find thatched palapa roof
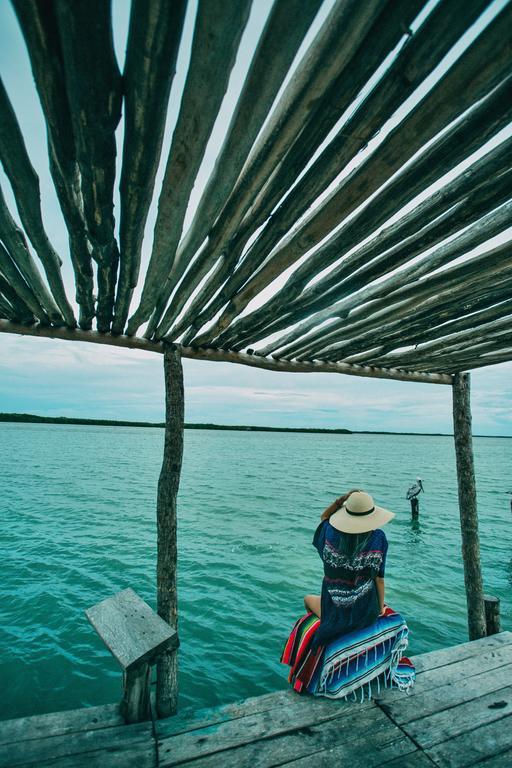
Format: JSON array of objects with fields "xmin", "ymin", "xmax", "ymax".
[{"xmin": 0, "ymin": 0, "xmax": 511, "ymax": 386}]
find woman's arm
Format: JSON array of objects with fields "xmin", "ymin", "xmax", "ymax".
[
  {"xmin": 320, "ymin": 497, "xmax": 343, "ymax": 521},
  {"xmin": 375, "ymin": 577, "xmax": 386, "ymax": 615},
  {"xmin": 320, "ymin": 488, "xmax": 360, "ymax": 521}
]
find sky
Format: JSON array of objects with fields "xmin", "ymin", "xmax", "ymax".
[{"xmin": 0, "ymin": 0, "xmax": 511, "ymax": 435}]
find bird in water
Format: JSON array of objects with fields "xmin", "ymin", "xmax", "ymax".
[{"xmin": 406, "ymin": 477, "xmax": 424, "ymax": 500}]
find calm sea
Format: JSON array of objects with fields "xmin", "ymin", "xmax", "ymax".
[{"xmin": 1, "ymin": 423, "xmax": 510, "ymax": 721}]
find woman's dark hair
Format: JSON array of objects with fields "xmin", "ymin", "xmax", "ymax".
[
  {"xmin": 337, "ymin": 530, "xmax": 372, "ymax": 558},
  {"xmin": 320, "ymin": 488, "xmax": 371, "ymax": 557}
]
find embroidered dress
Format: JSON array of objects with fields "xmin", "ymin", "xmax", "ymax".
[
  {"xmin": 281, "ymin": 518, "xmax": 415, "ymax": 699},
  {"xmin": 312, "ymin": 520, "xmax": 388, "ymax": 648}
]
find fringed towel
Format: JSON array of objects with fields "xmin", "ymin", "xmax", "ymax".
[{"xmin": 281, "ymin": 606, "xmax": 415, "ymax": 699}]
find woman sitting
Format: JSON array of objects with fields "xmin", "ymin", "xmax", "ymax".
[{"xmin": 282, "ymin": 489, "xmax": 414, "ymax": 699}]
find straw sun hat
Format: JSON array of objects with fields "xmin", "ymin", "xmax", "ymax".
[{"xmin": 329, "ymin": 491, "xmax": 395, "ymax": 534}]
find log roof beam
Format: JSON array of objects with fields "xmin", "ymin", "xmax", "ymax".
[
  {"xmin": 153, "ymin": 0, "xmax": 426, "ymax": 341},
  {"xmin": 125, "ymin": 0, "xmax": 253, "ymax": 337},
  {"xmin": 112, "ymin": 0, "xmax": 187, "ymax": 335},
  {"xmin": 0, "ymin": 78, "xmax": 76, "ymax": 327},
  {"xmin": 2, "ymin": 0, "xmax": 512, "ymax": 378},
  {"xmin": 144, "ymin": 0, "xmax": 325, "ymax": 341},
  {"xmin": 186, "ymin": 0, "xmax": 512, "ymax": 347},
  {"xmin": 0, "ymin": 319, "xmax": 453, "ymax": 385},
  {"xmin": 51, "ymin": 0, "xmax": 122, "ymax": 332}
]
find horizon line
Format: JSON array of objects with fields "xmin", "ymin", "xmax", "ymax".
[{"xmin": 1, "ymin": 412, "xmax": 510, "ymax": 439}]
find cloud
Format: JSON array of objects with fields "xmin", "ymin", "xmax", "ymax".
[{"xmin": 0, "ymin": 332, "xmax": 510, "ymax": 435}]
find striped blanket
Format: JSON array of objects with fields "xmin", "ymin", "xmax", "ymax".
[{"xmin": 281, "ymin": 607, "xmax": 415, "ymax": 699}]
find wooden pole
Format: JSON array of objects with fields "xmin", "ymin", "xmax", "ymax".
[
  {"xmin": 156, "ymin": 344, "xmax": 184, "ymax": 717},
  {"xmin": 122, "ymin": 663, "xmax": 151, "ymax": 723},
  {"xmin": 0, "ymin": 320, "xmax": 454, "ymax": 385},
  {"xmin": 484, "ymin": 595, "xmax": 501, "ymax": 636},
  {"xmin": 452, "ymin": 372, "xmax": 486, "ymax": 640}
]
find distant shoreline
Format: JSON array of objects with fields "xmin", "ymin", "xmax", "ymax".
[{"xmin": 1, "ymin": 412, "xmax": 509, "ymax": 438}]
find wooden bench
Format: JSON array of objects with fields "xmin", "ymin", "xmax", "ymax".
[{"xmin": 85, "ymin": 587, "xmax": 179, "ymax": 723}]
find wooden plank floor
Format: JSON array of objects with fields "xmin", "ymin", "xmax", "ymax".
[{"xmin": 1, "ymin": 631, "xmax": 510, "ymax": 767}]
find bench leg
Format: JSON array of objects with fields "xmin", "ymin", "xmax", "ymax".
[{"xmin": 121, "ymin": 662, "xmax": 151, "ymax": 723}]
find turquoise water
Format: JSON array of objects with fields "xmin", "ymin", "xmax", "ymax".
[{"xmin": 1, "ymin": 423, "xmax": 511, "ymax": 721}]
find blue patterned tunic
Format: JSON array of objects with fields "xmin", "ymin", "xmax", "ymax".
[{"xmin": 311, "ymin": 520, "xmax": 388, "ymax": 648}]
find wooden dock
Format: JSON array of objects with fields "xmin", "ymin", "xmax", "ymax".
[{"xmin": 1, "ymin": 631, "xmax": 511, "ymax": 768}]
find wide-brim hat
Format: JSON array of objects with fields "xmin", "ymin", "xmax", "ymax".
[{"xmin": 329, "ymin": 491, "xmax": 395, "ymax": 534}]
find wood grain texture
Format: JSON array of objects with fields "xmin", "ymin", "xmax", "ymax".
[
  {"xmin": 2, "ymin": 634, "xmax": 512, "ymax": 767},
  {"xmin": 363, "ymin": 315, "xmax": 512, "ymax": 371},
  {"xmin": 156, "ymin": 690, "xmax": 294, "ymax": 738},
  {"xmin": 53, "ymin": 0, "xmax": 122, "ymax": 332},
  {"xmin": 0, "ymin": 703, "xmax": 122, "ymax": 747},
  {"xmin": 0, "ymin": 320, "xmax": 454, "ymax": 383},
  {"xmin": 22, "ymin": 742, "xmax": 155, "ymax": 768},
  {"xmin": 425, "ymin": 714, "xmax": 512, "ymax": 767},
  {"xmin": 184, "ymin": 0, "xmax": 492, "ymax": 348},
  {"xmin": 378, "ymin": 641, "xmax": 512, "ymax": 704},
  {"xmin": 485, "ymin": 595, "xmax": 501, "ymax": 636},
  {"xmin": 0, "ymin": 720, "xmax": 153, "ymax": 768},
  {"xmin": 12, "ymin": 0, "xmax": 95, "ymax": 329},
  {"xmin": 405, "ymin": 685, "xmax": 512, "ymax": 749},
  {"xmin": 157, "ymin": 346, "xmax": 184, "ymax": 717},
  {"xmin": 157, "ymin": 0, "xmax": 421, "ymax": 342},
  {"xmin": 122, "ymin": 663, "xmax": 151, "ymax": 724},
  {"xmin": 452, "ymin": 373, "xmax": 487, "ymax": 641},
  {"xmin": 6, "ymin": 0, "xmax": 512, "ymax": 377},
  {"xmin": 226, "ymin": 135, "xmax": 512, "ymax": 353},
  {"xmin": 0, "ymin": 294, "xmax": 16, "ymax": 322},
  {"xmin": 158, "ymin": 697, "xmax": 378, "ymax": 766},
  {"xmin": 289, "ymin": 239, "xmax": 512, "ymax": 363},
  {"xmin": 168, "ymin": 712, "xmax": 410, "ymax": 768},
  {"xmin": 0, "ymin": 242, "xmax": 51, "ymax": 325},
  {"xmin": 378, "ymin": 645, "xmax": 512, "ymax": 714},
  {"xmin": 0, "ymin": 184, "xmax": 63, "ymax": 325},
  {"xmin": 167, "ymin": 0, "xmax": 387, "ymax": 340},
  {"xmin": 347, "ymin": 296, "xmax": 512, "ymax": 368},
  {"xmin": 112, "ymin": 0, "xmax": 187, "ymax": 335},
  {"xmin": 85, "ymin": 587, "xmax": 178, "ymax": 670},
  {"xmin": 313, "ymin": 278, "xmax": 512, "ymax": 369},
  {"xmin": 410, "ymin": 632, "xmax": 512, "ymax": 675},
  {"xmin": 126, "ymin": 0, "xmax": 252, "ymax": 336},
  {"xmin": 191, "ymin": 0, "xmax": 512, "ymax": 347},
  {"xmin": 0, "ymin": 266, "xmax": 36, "ymax": 324},
  {"xmin": 149, "ymin": 0, "xmax": 324, "ymax": 340},
  {"xmin": 0, "ymin": 78, "xmax": 75, "ymax": 326}
]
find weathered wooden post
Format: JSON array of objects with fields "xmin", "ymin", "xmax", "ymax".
[
  {"xmin": 452, "ymin": 372, "xmax": 486, "ymax": 640},
  {"xmin": 157, "ymin": 344, "xmax": 184, "ymax": 717},
  {"xmin": 85, "ymin": 588, "xmax": 179, "ymax": 724},
  {"xmin": 484, "ymin": 595, "xmax": 501, "ymax": 636}
]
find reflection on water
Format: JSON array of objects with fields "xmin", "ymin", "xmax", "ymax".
[{"xmin": 407, "ymin": 518, "xmax": 424, "ymax": 543}]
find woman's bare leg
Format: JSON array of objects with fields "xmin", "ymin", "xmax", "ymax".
[{"xmin": 304, "ymin": 594, "xmax": 321, "ymax": 617}]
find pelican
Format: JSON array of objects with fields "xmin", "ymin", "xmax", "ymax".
[{"xmin": 406, "ymin": 477, "xmax": 424, "ymax": 500}]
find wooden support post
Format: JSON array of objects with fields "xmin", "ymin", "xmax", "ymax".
[
  {"xmin": 122, "ymin": 663, "xmax": 151, "ymax": 723},
  {"xmin": 484, "ymin": 595, "xmax": 501, "ymax": 636},
  {"xmin": 157, "ymin": 344, "xmax": 184, "ymax": 717},
  {"xmin": 452, "ymin": 372, "xmax": 486, "ymax": 640},
  {"xmin": 85, "ymin": 587, "xmax": 178, "ymax": 724},
  {"xmin": 410, "ymin": 497, "xmax": 419, "ymax": 519}
]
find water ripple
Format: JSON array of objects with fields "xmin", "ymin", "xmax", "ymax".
[{"xmin": 1, "ymin": 424, "xmax": 511, "ymax": 719}]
